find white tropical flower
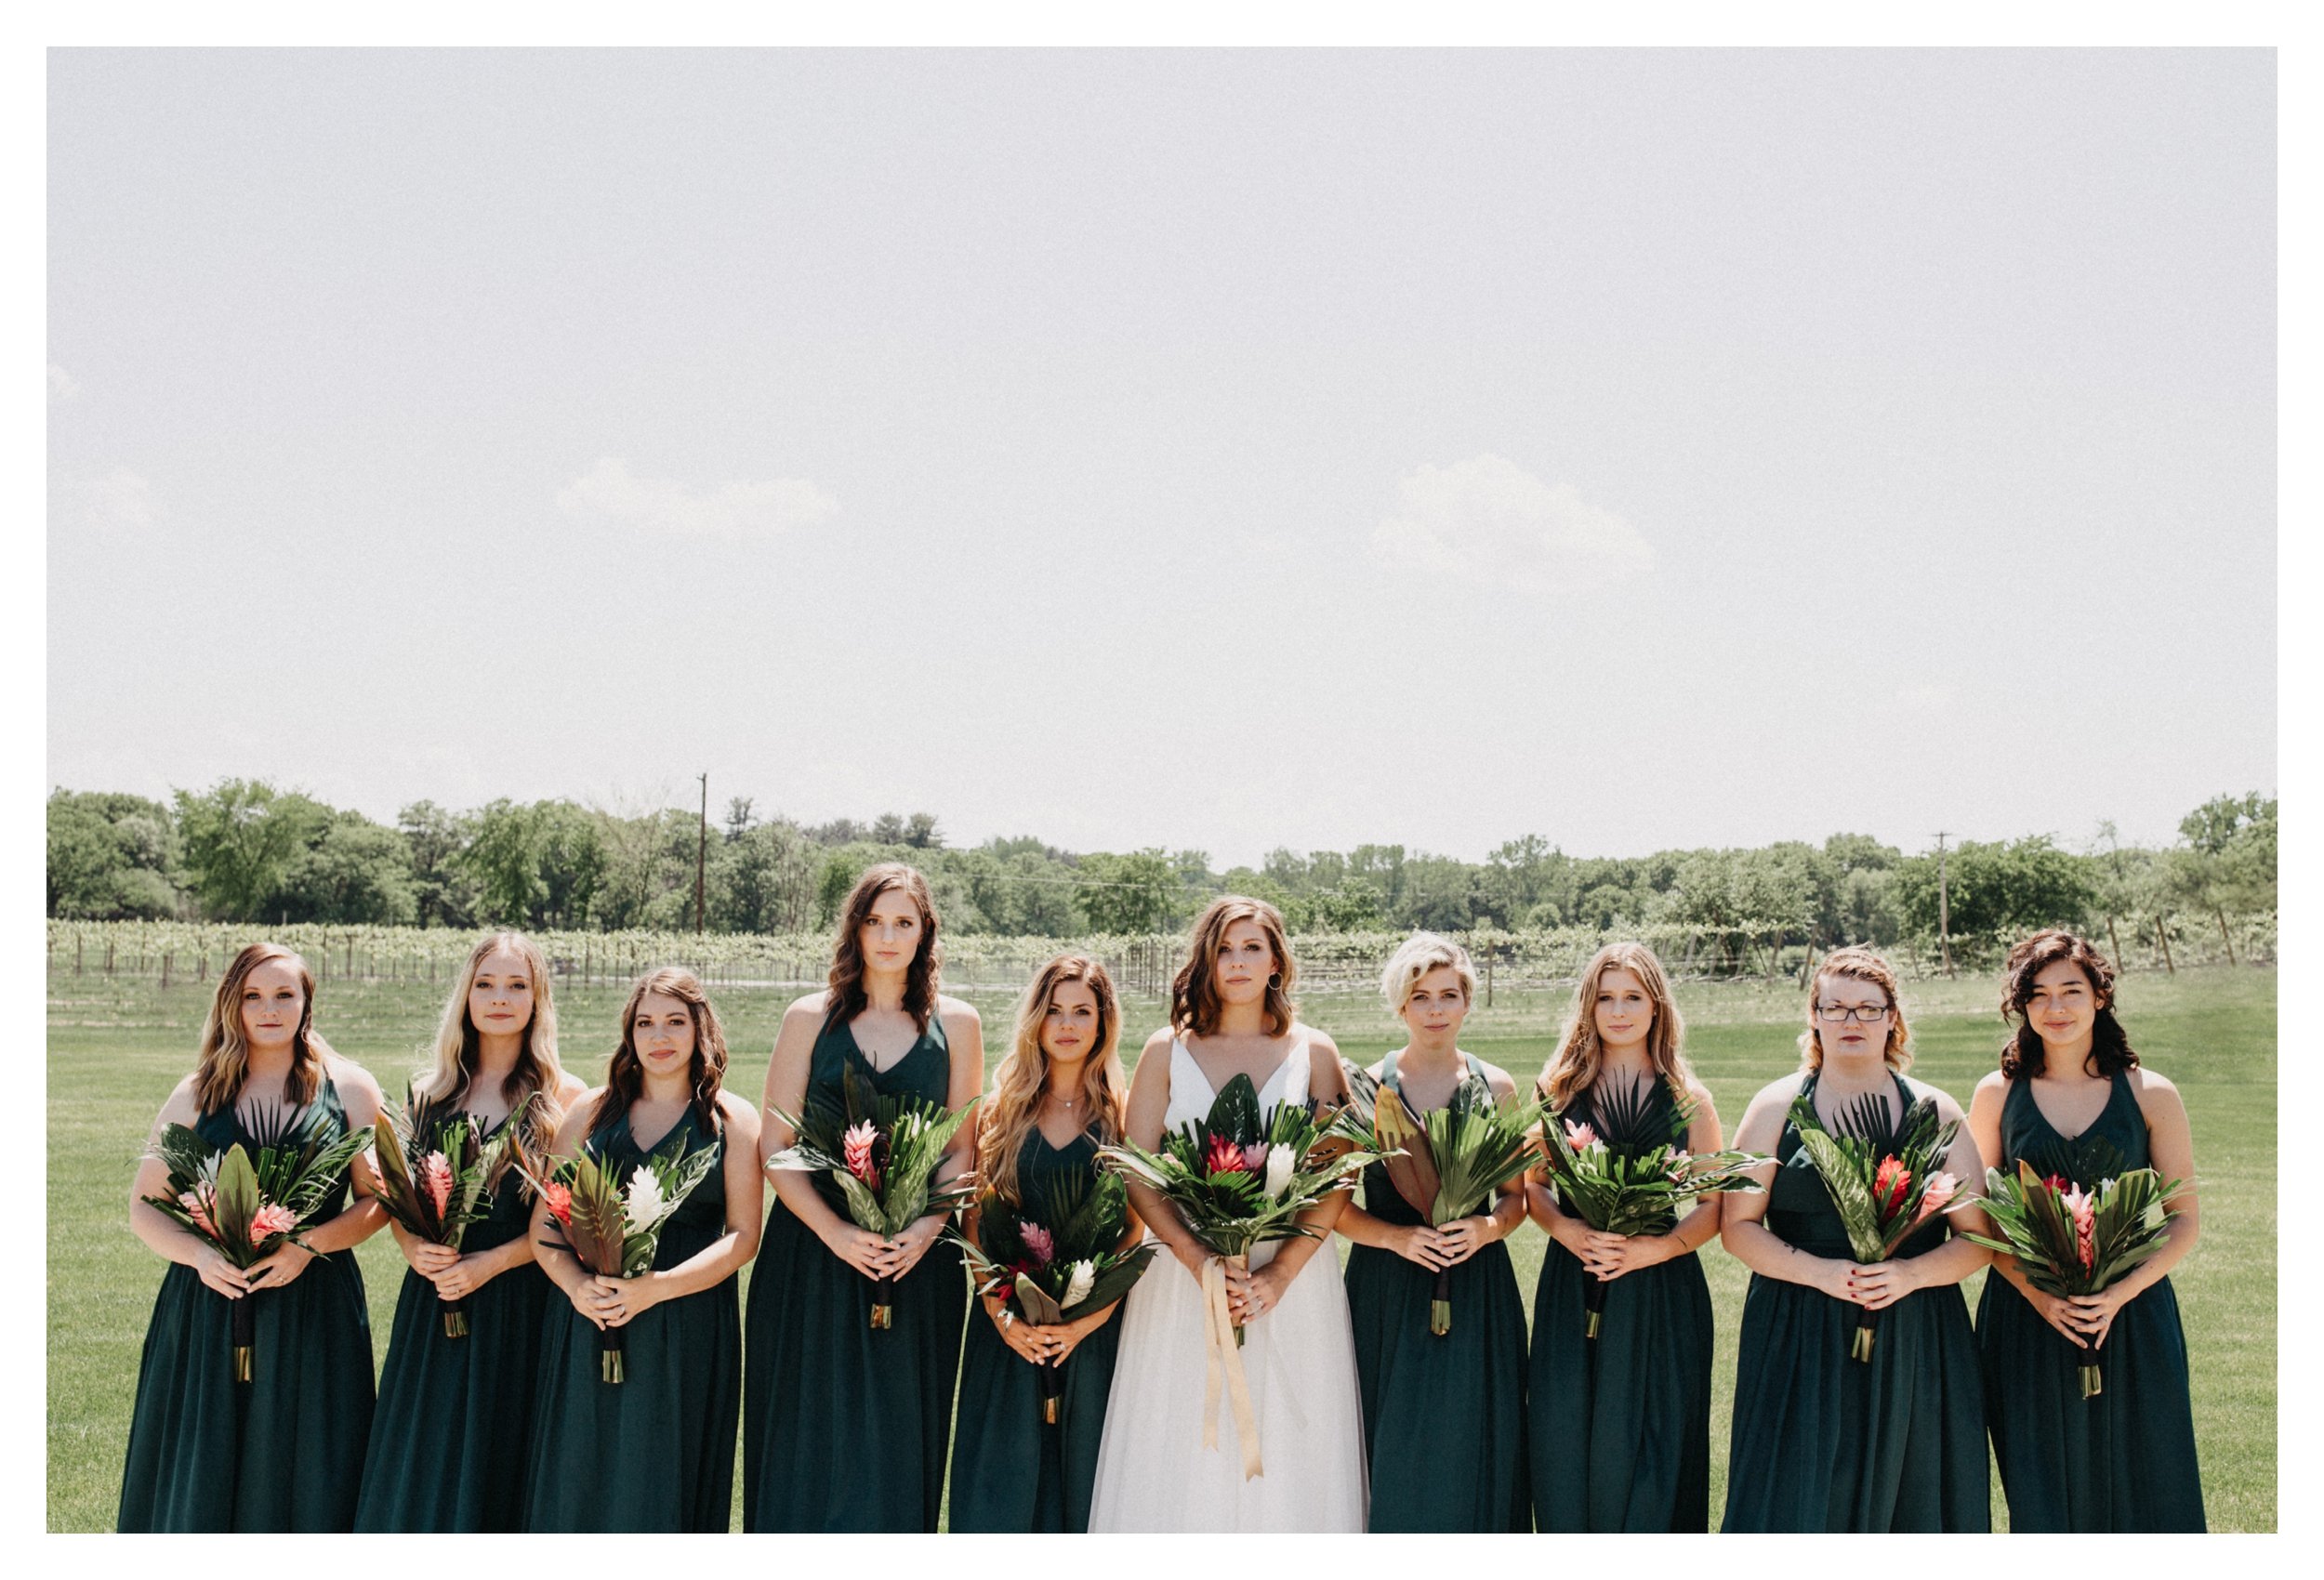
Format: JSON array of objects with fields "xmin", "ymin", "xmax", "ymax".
[
  {"xmin": 1063, "ymin": 1259, "xmax": 1096, "ymax": 1310},
  {"xmin": 623, "ymin": 1165, "xmax": 665, "ymax": 1231},
  {"xmin": 1263, "ymin": 1143, "xmax": 1296, "ymax": 1199}
]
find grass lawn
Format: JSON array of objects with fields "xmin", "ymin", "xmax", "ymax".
[{"xmin": 48, "ymin": 965, "xmax": 2276, "ymax": 1532}]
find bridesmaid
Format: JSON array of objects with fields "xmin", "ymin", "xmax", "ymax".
[
  {"xmin": 948, "ymin": 954, "xmax": 1140, "ymax": 1532},
  {"xmin": 1719, "ymin": 945, "xmax": 1991, "ymax": 1532},
  {"xmin": 1524, "ymin": 941, "xmax": 1723, "ymax": 1531},
  {"xmin": 745, "ymin": 863, "xmax": 982, "ymax": 1531},
  {"xmin": 356, "ymin": 931, "xmax": 586, "ymax": 1530},
  {"xmin": 119, "ymin": 941, "xmax": 387, "ymax": 1531},
  {"xmin": 1968, "ymin": 929, "xmax": 2205, "ymax": 1531},
  {"xmin": 1337, "ymin": 932, "xmax": 1530, "ymax": 1531},
  {"xmin": 522, "ymin": 967, "xmax": 762, "ymax": 1532}
]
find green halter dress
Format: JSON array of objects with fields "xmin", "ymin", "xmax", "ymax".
[
  {"xmin": 1976, "ymin": 1070, "xmax": 2205, "ymax": 1531},
  {"xmin": 521, "ymin": 1102, "xmax": 739, "ymax": 1532},
  {"xmin": 355, "ymin": 1102, "xmax": 555, "ymax": 1531},
  {"xmin": 1344, "ymin": 1050, "xmax": 1532, "ymax": 1531},
  {"xmin": 1721, "ymin": 1072, "xmax": 1988, "ymax": 1532},
  {"xmin": 1526, "ymin": 1074, "xmax": 1714, "ymax": 1531},
  {"xmin": 945, "ymin": 1127, "xmax": 1126, "ymax": 1532},
  {"xmin": 743, "ymin": 1012, "xmax": 969, "ymax": 1531},
  {"xmin": 116, "ymin": 1076, "xmax": 376, "ymax": 1532}
]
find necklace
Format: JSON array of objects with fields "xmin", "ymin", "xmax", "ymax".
[{"xmin": 1042, "ymin": 1089, "xmax": 1081, "ymax": 1111}]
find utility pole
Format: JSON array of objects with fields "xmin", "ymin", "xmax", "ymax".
[
  {"xmin": 695, "ymin": 772, "xmax": 709, "ymax": 935},
  {"xmin": 1934, "ymin": 831, "xmax": 1955, "ymax": 978}
]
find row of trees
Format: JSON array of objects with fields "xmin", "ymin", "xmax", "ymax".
[{"xmin": 46, "ymin": 781, "xmax": 2276, "ymax": 961}]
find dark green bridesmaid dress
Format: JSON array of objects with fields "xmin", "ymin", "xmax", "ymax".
[
  {"xmin": 1526, "ymin": 1075, "xmax": 1712, "ymax": 1531},
  {"xmin": 1977, "ymin": 1071, "xmax": 2205, "ymax": 1531},
  {"xmin": 522, "ymin": 1103, "xmax": 739, "ymax": 1532},
  {"xmin": 1345, "ymin": 1051, "xmax": 1531, "ymax": 1532},
  {"xmin": 1721, "ymin": 1071, "xmax": 1988, "ymax": 1532},
  {"xmin": 945, "ymin": 1129, "xmax": 1125, "ymax": 1532},
  {"xmin": 743, "ymin": 1013, "xmax": 969, "ymax": 1531},
  {"xmin": 355, "ymin": 1107, "xmax": 553, "ymax": 1531},
  {"xmin": 117, "ymin": 1077, "xmax": 375, "ymax": 1532}
]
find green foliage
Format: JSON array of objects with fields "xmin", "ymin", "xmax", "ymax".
[
  {"xmin": 173, "ymin": 779, "xmax": 332, "ymax": 921},
  {"xmin": 46, "ymin": 790, "xmax": 184, "ymax": 918},
  {"xmin": 1960, "ymin": 1158, "xmax": 2184, "ymax": 1297},
  {"xmin": 1538, "ymin": 1081, "xmax": 1768, "ymax": 1236},
  {"xmin": 765, "ymin": 1065, "xmax": 978, "ymax": 1236},
  {"xmin": 1784, "ymin": 1089, "xmax": 1962, "ymax": 1262},
  {"xmin": 140, "ymin": 1106, "xmax": 372, "ymax": 1266},
  {"xmin": 1892, "ymin": 834, "xmax": 2097, "ymax": 943},
  {"xmin": 1076, "ymin": 849, "xmax": 1181, "ymax": 934}
]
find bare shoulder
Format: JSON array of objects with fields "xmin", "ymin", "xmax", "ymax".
[
  {"xmin": 2128, "ymin": 1064, "xmax": 2185, "ymax": 1108},
  {"xmin": 936, "ymin": 995, "xmax": 983, "ymax": 1036},
  {"xmin": 1749, "ymin": 1070, "xmax": 1809, "ymax": 1109},
  {"xmin": 155, "ymin": 1072, "xmax": 203, "ymax": 1126},
  {"xmin": 782, "ymin": 991, "xmax": 832, "ymax": 1027},
  {"xmin": 714, "ymin": 1087, "xmax": 762, "ymax": 1137},
  {"xmin": 554, "ymin": 1071, "xmax": 590, "ymax": 1104},
  {"xmin": 1900, "ymin": 1073, "xmax": 1968, "ymax": 1123},
  {"xmin": 324, "ymin": 1051, "xmax": 384, "ymax": 1107},
  {"xmin": 1973, "ymin": 1069, "xmax": 2012, "ymax": 1099},
  {"xmin": 1140, "ymin": 1025, "xmax": 1178, "ymax": 1060},
  {"xmin": 1474, "ymin": 1057, "xmax": 1519, "ymax": 1099},
  {"xmin": 560, "ymin": 1086, "xmax": 610, "ymax": 1144},
  {"xmin": 1680, "ymin": 1073, "xmax": 1718, "ymax": 1111},
  {"xmin": 1301, "ymin": 1024, "xmax": 1342, "ymax": 1060}
]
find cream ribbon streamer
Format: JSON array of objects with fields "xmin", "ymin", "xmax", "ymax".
[{"xmin": 1199, "ymin": 1256, "xmax": 1263, "ymax": 1481}]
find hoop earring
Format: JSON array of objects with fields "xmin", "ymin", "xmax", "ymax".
[{"xmin": 1267, "ymin": 971, "xmax": 1282, "ymax": 987}]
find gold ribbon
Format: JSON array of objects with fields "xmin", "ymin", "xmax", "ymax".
[{"xmin": 1199, "ymin": 1256, "xmax": 1263, "ymax": 1480}]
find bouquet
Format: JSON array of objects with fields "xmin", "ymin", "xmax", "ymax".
[
  {"xmin": 1340, "ymin": 1061, "xmax": 1546, "ymax": 1336},
  {"xmin": 766, "ymin": 1065, "xmax": 979, "ymax": 1329},
  {"xmin": 521, "ymin": 1134, "xmax": 720, "ymax": 1382},
  {"xmin": 367, "ymin": 1101, "xmax": 516, "ymax": 1337},
  {"xmin": 1960, "ymin": 1152, "xmax": 2185, "ymax": 1398},
  {"xmin": 1096, "ymin": 1071, "xmax": 1380, "ymax": 1347},
  {"xmin": 948, "ymin": 1171, "xmax": 1157, "ymax": 1423},
  {"xmin": 1787, "ymin": 1088, "xmax": 1965, "ymax": 1362},
  {"xmin": 1538, "ymin": 1078, "xmax": 1769, "ymax": 1338},
  {"xmin": 140, "ymin": 1103, "xmax": 372, "ymax": 1382}
]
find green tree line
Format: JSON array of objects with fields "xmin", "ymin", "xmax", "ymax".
[{"xmin": 46, "ymin": 781, "xmax": 2276, "ymax": 958}]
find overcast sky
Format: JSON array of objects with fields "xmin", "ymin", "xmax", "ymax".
[{"xmin": 46, "ymin": 48, "xmax": 2276, "ymax": 870}]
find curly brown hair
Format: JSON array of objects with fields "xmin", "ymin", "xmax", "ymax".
[
  {"xmin": 1172, "ymin": 896, "xmax": 1298, "ymax": 1037},
  {"xmin": 825, "ymin": 863, "xmax": 943, "ymax": 1034},
  {"xmin": 1999, "ymin": 929, "xmax": 2140, "ymax": 1080},
  {"xmin": 593, "ymin": 966, "xmax": 730, "ymax": 1137}
]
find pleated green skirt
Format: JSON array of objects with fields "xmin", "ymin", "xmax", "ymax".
[
  {"xmin": 944, "ymin": 1300, "xmax": 1121, "ymax": 1531},
  {"xmin": 1527, "ymin": 1241, "xmax": 1712, "ymax": 1531}
]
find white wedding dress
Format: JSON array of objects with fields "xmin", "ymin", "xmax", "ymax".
[{"xmin": 1086, "ymin": 1030, "xmax": 1368, "ymax": 1531}]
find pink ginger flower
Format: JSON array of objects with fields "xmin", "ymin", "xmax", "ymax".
[
  {"xmin": 543, "ymin": 1182, "xmax": 573, "ymax": 1225},
  {"xmin": 1914, "ymin": 1171, "xmax": 1961, "ymax": 1223},
  {"xmin": 179, "ymin": 1184, "xmax": 218, "ymax": 1238},
  {"xmin": 842, "ymin": 1120, "xmax": 882, "ymax": 1189},
  {"xmin": 420, "ymin": 1151, "xmax": 455, "ymax": 1220},
  {"xmin": 1019, "ymin": 1220, "xmax": 1056, "ymax": 1269},
  {"xmin": 1204, "ymin": 1133, "xmax": 1249, "ymax": 1176},
  {"xmin": 1666, "ymin": 1149, "xmax": 1693, "ymax": 1182},
  {"xmin": 2061, "ymin": 1182, "xmax": 2096, "ymax": 1271},
  {"xmin": 249, "ymin": 1203, "xmax": 297, "ymax": 1244},
  {"xmin": 1240, "ymin": 1141, "xmax": 1270, "ymax": 1173},
  {"xmin": 1563, "ymin": 1120, "xmax": 1599, "ymax": 1151}
]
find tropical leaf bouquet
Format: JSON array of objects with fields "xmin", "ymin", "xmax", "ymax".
[
  {"xmin": 1339, "ymin": 1061, "xmax": 1545, "ymax": 1336},
  {"xmin": 1538, "ymin": 1079, "xmax": 1768, "ymax": 1339},
  {"xmin": 949, "ymin": 1171, "xmax": 1157, "ymax": 1423},
  {"xmin": 367, "ymin": 1101, "xmax": 515, "ymax": 1337},
  {"xmin": 1959, "ymin": 1152, "xmax": 2184, "ymax": 1399},
  {"xmin": 521, "ymin": 1135, "xmax": 720, "ymax": 1382},
  {"xmin": 1787, "ymin": 1089, "xmax": 1965, "ymax": 1362},
  {"xmin": 1096, "ymin": 1071, "xmax": 1380, "ymax": 1347},
  {"xmin": 766, "ymin": 1065, "xmax": 979, "ymax": 1329},
  {"xmin": 140, "ymin": 1103, "xmax": 372, "ymax": 1382}
]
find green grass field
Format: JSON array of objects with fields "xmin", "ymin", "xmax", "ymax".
[{"xmin": 47, "ymin": 966, "xmax": 2277, "ymax": 1532}]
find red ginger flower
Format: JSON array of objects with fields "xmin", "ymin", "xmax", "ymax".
[
  {"xmin": 543, "ymin": 1181, "xmax": 573, "ymax": 1225},
  {"xmin": 1872, "ymin": 1155, "xmax": 1912, "ymax": 1220},
  {"xmin": 843, "ymin": 1120, "xmax": 882, "ymax": 1189},
  {"xmin": 1204, "ymin": 1133, "xmax": 1250, "ymax": 1176}
]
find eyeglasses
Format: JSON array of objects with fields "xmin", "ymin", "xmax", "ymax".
[{"xmin": 1816, "ymin": 1003, "xmax": 1892, "ymax": 1023}]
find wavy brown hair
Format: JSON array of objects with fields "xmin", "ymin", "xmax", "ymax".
[
  {"xmin": 1799, "ymin": 945, "xmax": 1914, "ymax": 1073},
  {"xmin": 1171, "ymin": 896, "xmax": 1298, "ymax": 1037},
  {"xmin": 411, "ymin": 931, "xmax": 568, "ymax": 1184},
  {"xmin": 1538, "ymin": 941, "xmax": 1694, "ymax": 1110},
  {"xmin": 592, "ymin": 967, "xmax": 730, "ymax": 1138},
  {"xmin": 1999, "ymin": 928, "xmax": 2140, "ymax": 1080},
  {"xmin": 825, "ymin": 862, "xmax": 943, "ymax": 1034},
  {"xmin": 193, "ymin": 942, "xmax": 324, "ymax": 1115},
  {"xmin": 979, "ymin": 955, "xmax": 1129, "ymax": 1207}
]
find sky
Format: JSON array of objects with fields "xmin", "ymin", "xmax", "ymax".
[{"xmin": 46, "ymin": 48, "xmax": 2277, "ymax": 871}]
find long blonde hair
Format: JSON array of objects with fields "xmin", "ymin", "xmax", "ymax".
[
  {"xmin": 193, "ymin": 942, "xmax": 324, "ymax": 1115},
  {"xmin": 979, "ymin": 955, "xmax": 1128, "ymax": 1207},
  {"xmin": 1799, "ymin": 945, "xmax": 1914, "ymax": 1073},
  {"xmin": 1171, "ymin": 896, "xmax": 1297, "ymax": 1036},
  {"xmin": 412, "ymin": 930, "xmax": 568, "ymax": 1178},
  {"xmin": 1538, "ymin": 941, "xmax": 1693, "ymax": 1110}
]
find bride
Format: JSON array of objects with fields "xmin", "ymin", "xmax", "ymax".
[{"xmin": 1087, "ymin": 897, "xmax": 1368, "ymax": 1531}]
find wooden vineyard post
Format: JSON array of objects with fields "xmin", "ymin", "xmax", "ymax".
[
  {"xmin": 2156, "ymin": 915, "xmax": 2175, "ymax": 974},
  {"xmin": 162, "ymin": 952, "xmax": 172, "ymax": 989},
  {"xmin": 75, "ymin": 935, "xmax": 83, "ymax": 976},
  {"xmin": 1485, "ymin": 956, "xmax": 1494, "ymax": 1008}
]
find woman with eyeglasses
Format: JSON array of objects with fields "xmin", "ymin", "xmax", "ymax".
[
  {"xmin": 1718, "ymin": 946, "xmax": 1991, "ymax": 1532},
  {"xmin": 1967, "ymin": 930, "xmax": 2204, "ymax": 1531}
]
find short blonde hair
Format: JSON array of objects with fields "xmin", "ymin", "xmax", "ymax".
[
  {"xmin": 1380, "ymin": 931, "xmax": 1479, "ymax": 1012},
  {"xmin": 1799, "ymin": 945, "xmax": 1914, "ymax": 1073}
]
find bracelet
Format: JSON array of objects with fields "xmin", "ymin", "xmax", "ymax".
[{"xmin": 1002, "ymin": 1309, "xmax": 1014, "ymax": 1329}]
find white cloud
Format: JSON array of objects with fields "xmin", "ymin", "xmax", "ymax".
[
  {"xmin": 48, "ymin": 362, "xmax": 80, "ymax": 403},
  {"xmin": 556, "ymin": 457, "xmax": 840, "ymax": 538},
  {"xmin": 1371, "ymin": 454, "xmax": 1654, "ymax": 594},
  {"xmin": 73, "ymin": 469, "xmax": 157, "ymax": 537}
]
